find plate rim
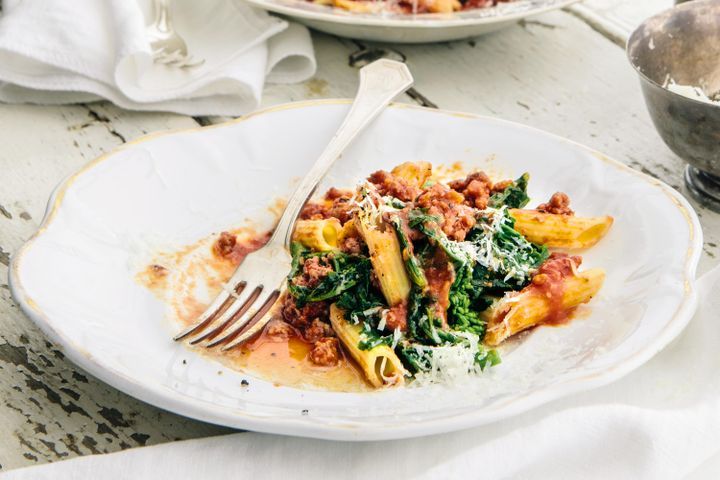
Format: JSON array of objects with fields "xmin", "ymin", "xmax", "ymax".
[
  {"xmin": 9, "ymin": 99, "xmax": 703, "ymax": 441},
  {"xmin": 241, "ymin": 0, "xmax": 579, "ymax": 28}
]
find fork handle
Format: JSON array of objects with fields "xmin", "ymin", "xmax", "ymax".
[
  {"xmin": 152, "ymin": 0, "xmax": 172, "ymax": 32},
  {"xmin": 269, "ymin": 59, "xmax": 415, "ymax": 248}
]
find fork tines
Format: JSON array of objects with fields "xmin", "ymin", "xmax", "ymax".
[{"xmin": 174, "ymin": 282, "xmax": 280, "ymax": 350}]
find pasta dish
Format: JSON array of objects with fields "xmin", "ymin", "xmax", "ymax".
[
  {"xmin": 212, "ymin": 162, "xmax": 613, "ymax": 389},
  {"xmin": 308, "ymin": 0, "xmax": 515, "ymax": 15}
]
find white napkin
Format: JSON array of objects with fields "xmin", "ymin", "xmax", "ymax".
[
  {"xmin": 0, "ymin": 0, "xmax": 316, "ymax": 116},
  {"xmin": 3, "ymin": 262, "xmax": 719, "ymax": 479}
]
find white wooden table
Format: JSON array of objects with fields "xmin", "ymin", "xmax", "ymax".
[{"xmin": 1, "ymin": 0, "xmax": 718, "ymax": 472}]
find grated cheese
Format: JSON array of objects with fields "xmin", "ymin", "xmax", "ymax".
[
  {"xmin": 391, "ymin": 327, "xmax": 402, "ymax": 349},
  {"xmin": 377, "ymin": 309, "xmax": 389, "ymax": 331},
  {"xmin": 434, "ymin": 206, "xmax": 535, "ymax": 283},
  {"xmin": 412, "ymin": 332, "xmax": 485, "ymax": 386}
]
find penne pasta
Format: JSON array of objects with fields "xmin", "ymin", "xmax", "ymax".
[
  {"xmin": 483, "ymin": 268, "xmax": 606, "ymax": 346},
  {"xmin": 317, "ymin": 0, "xmax": 510, "ymax": 14},
  {"xmin": 426, "ymin": 0, "xmax": 461, "ymax": 13},
  {"xmin": 329, "ymin": 304, "xmax": 405, "ymax": 388},
  {"xmin": 337, "ymin": 219, "xmax": 360, "ymax": 244},
  {"xmin": 332, "ymin": 0, "xmax": 382, "ymax": 12},
  {"xmin": 391, "ymin": 161, "xmax": 433, "ymax": 188},
  {"xmin": 355, "ymin": 217, "xmax": 411, "ymax": 306},
  {"xmin": 509, "ymin": 209, "xmax": 613, "ymax": 249},
  {"xmin": 243, "ymin": 162, "xmax": 616, "ymax": 389},
  {"xmin": 293, "ymin": 218, "xmax": 342, "ymax": 251}
]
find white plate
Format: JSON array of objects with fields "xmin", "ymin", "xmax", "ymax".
[
  {"xmin": 244, "ymin": 0, "xmax": 577, "ymax": 43},
  {"xmin": 10, "ymin": 100, "xmax": 701, "ymax": 441}
]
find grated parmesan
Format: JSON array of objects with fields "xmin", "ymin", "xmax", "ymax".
[
  {"xmin": 411, "ymin": 332, "xmax": 484, "ymax": 386},
  {"xmin": 377, "ymin": 309, "xmax": 388, "ymax": 331}
]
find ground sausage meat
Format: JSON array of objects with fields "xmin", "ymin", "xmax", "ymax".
[
  {"xmin": 340, "ymin": 235, "xmax": 363, "ymax": 255},
  {"xmin": 448, "ymin": 171, "xmax": 494, "ymax": 209},
  {"xmin": 292, "ymin": 256, "xmax": 333, "ymax": 289},
  {"xmin": 279, "ymin": 296, "xmax": 338, "ymax": 366},
  {"xmin": 537, "ymin": 192, "xmax": 574, "ymax": 216},
  {"xmin": 281, "ymin": 297, "xmax": 329, "ymax": 329},
  {"xmin": 309, "ymin": 337, "xmax": 340, "ymax": 366},
  {"xmin": 416, "ymin": 183, "xmax": 477, "ymax": 241},
  {"xmin": 299, "ymin": 188, "xmax": 355, "ymax": 224},
  {"xmin": 385, "ymin": 302, "xmax": 408, "ymax": 332},
  {"xmin": 368, "ymin": 169, "xmax": 421, "ymax": 202},
  {"xmin": 492, "ymin": 179, "xmax": 513, "ymax": 193},
  {"xmin": 325, "ymin": 188, "xmax": 355, "ymax": 224},
  {"xmin": 298, "ymin": 202, "xmax": 326, "ymax": 220},
  {"xmin": 304, "ymin": 318, "xmax": 335, "ymax": 343},
  {"xmin": 265, "ymin": 320, "xmax": 297, "ymax": 340}
]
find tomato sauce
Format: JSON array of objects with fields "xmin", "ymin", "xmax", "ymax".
[
  {"xmin": 528, "ymin": 253, "xmax": 582, "ymax": 326},
  {"xmin": 137, "ymin": 227, "xmax": 370, "ymax": 392}
]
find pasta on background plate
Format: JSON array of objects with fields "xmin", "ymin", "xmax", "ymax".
[
  {"xmin": 213, "ymin": 162, "xmax": 613, "ymax": 389},
  {"xmin": 309, "ymin": 0, "xmax": 516, "ymax": 14}
]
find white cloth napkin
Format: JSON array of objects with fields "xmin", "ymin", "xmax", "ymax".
[
  {"xmin": 3, "ymin": 262, "xmax": 720, "ymax": 479},
  {"xmin": 0, "ymin": 0, "xmax": 316, "ymax": 116}
]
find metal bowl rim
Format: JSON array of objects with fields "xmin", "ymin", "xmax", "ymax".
[{"xmin": 625, "ymin": 0, "xmax": 720, "ymax": 111}]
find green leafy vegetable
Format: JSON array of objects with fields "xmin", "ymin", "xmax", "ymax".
[
  {"xmin": 406, "ymin": 286, "xmax": 444, "ymax": 345},
  {"xmin": 399, "ymin": 347, "xmax": 431, "ymax": 374},
  {"xmin": 488, "ymin": 173, "xmax": 530, "ymax": 209},
  {"xmin": 358, "ymin": 322, "xmax": 394, "ymax": 350},
  {"xmin": 407, "ymin": 208, "xmax": 441, "ymax": 229},
  {"xmin": 334, "ymin": 264, "xmax": 383, "ymax": 323},
  {"xmin": 409, "ymin": 209, "xmax": 473, "ymax": 266},
  {"xmin": 448, "ymin": 264, "xmax": 487, "ymax": 337},
  {"xmin": 390, "ymin": 215, "xmax": 427, "ymax": 289},
  {"xmin": 468, "ymin": 209, "xmax": 549, "ymax": 285},
  {"xmin": 398, "ymin": 334, "xmax": 501, "ymax": 375},
  {"xmin": 475, "ymin": 347, "xmax": 502, "ymax": 371},
  {"xmin": 287, "ymin": 243, "xmax": 373, "ymax": 306},
  {"xmin": 289, "ymin": 241, "xmax": 309, "ymax": 276}
]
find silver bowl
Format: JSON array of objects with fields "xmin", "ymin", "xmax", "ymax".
[{"xmin": 627, "ymin": 0, "xmax": 720, "ymax": 211}]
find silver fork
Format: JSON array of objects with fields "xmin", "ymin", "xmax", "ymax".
[
  {"xmin": 146, "ymin": 0, "xmax": 204, "ymax": 68},
  {"xmin": 174, "ymin": 59, "xmax": 414, "ymax": 350}
]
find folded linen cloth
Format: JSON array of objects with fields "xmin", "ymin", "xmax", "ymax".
[
  {"xmin": 3, "ymin": 262, "xmax": 719, "ymax": 479},
  {"xmin": 0, "ymin": 0, "xmax": 316, "ymax": 116}
]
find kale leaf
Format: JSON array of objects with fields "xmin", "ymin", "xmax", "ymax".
[
  {"xmin": 358, "ymin": 322, "xmax": 394, "ymax": 350},
  {"xmin": 389, "ymin": 215, "xmax": 427, "ymax": 289},
  {"xmin": 407, "ymin": 285, "xmax": 437, "ymax": 343},
  {"xmin": 398, "ymin": 347, "xmax": 431, "ymax": 374},
  {"xmin": 287, "ymin": 242, "xmax": 373, "ymax": 306},
  {"xmin": 467, "ymin": 209, "xmax": 549, "ymax": 284},
  {"xmin": 488, "ymin": 173, "xmax": 530, "ymax": 209},
  {"xmin": 408, "ymin": 209, "xmax": 441, "ymax": 229},
  {"xmin": 475, "ymin": 347, "xmax": 502, "ymax": 371},
  {"xmin": 398, "ymin": 336, "xmax": 501, "ymax": 375},
  {"xmin": 409, "ymin": 209, "xmax": 472, "ymax": 266}
]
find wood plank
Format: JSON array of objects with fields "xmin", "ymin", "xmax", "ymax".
[
  {"xmin": 0, "ymin": 104, "xmax": 230, "ymax": 471},
  {"xmin": 568, "ymin": 0, "xmax": 673, "ymax": 44}
]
